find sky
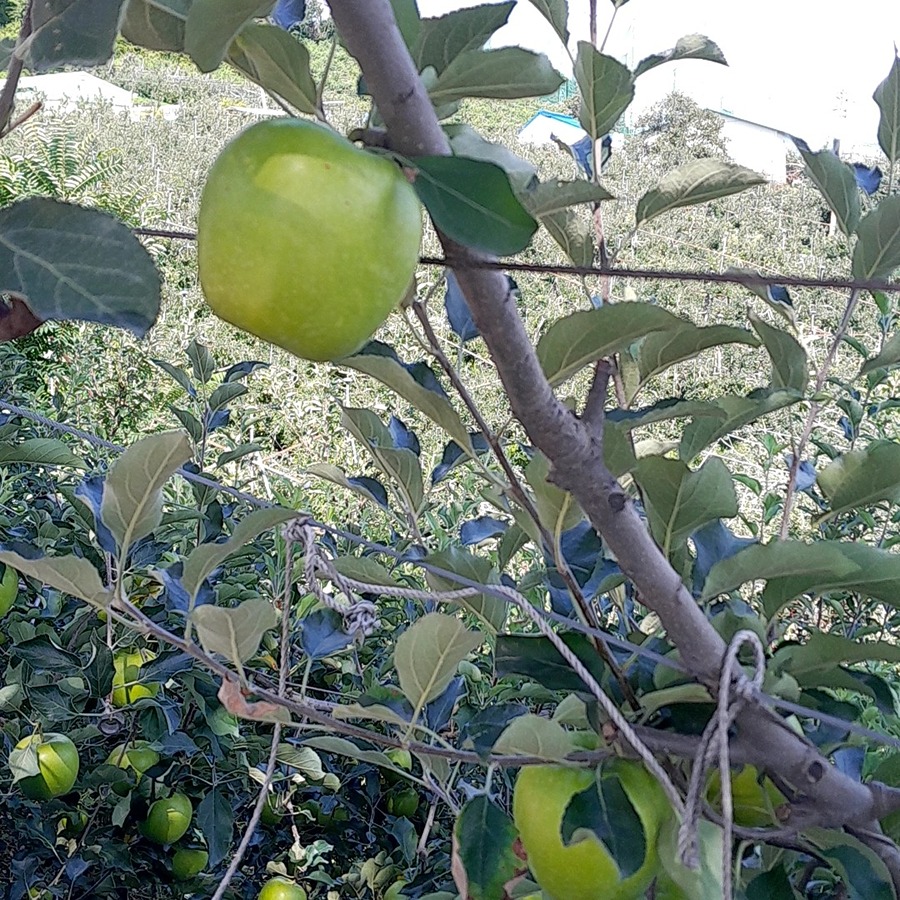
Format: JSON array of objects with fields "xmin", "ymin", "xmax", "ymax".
[{"xmin": 417, "ymin": 0, "xmax": 900, "ymax": 153}]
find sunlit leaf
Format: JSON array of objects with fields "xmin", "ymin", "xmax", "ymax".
[
  {"xmin": 634, "ymin": 34, "xmax": 726, "ymax": 78},
  {"xmin": 521, "ymin": 179, "xmax": 614, "ymax": 218},
  {"xmin": 191, "ymin": 598, "xmax": 279, "ymax": 665},
  {"xmin": 182, "ymin": 507, "xmax": 295, "ymax": 603},
  {"xmin": 492, "ymin": 712, "xmax": 574, "ymax": 759},
  {"xmin": 394, "ymin": 613, "xmax": 481, "ymax": 709},
  {"xmin": 413, "ymin": 1, "xmax": 514, "ymax": 74},
  {"xmin": 430, "ymin": 47, "xmax": 563, "ymax": 104},
  {"xmin": 874, "ymin": 52, "xmax": 900, "ymax": 165},
  {"xmin": 0, "ymin": 438, "xmax": 86, "ymax": 468},
  {"xmin": 185, "ymin": 0, "xmax": 271, "ymax": 72},
  {"xmin": 852, "ymin": 196, "xmax": 900, "ymax": 280},
  {"xmin": 793, "ymin": 137, "xmax": 860, "ymax": 237},
  {"xmin": 0, "ymin": 551, "xmax": 110, "ymax": 608},
  {"xmin": 636, "ymin": 160, "xmax": 764, "ymax": 226},
  {"xmin": 537, "ymin": 303, "xmax": 683, "ymax": 386},
  {"xmin": 228, "ymin": 23, "xmax": 319, "ymax": 115},
  {"xmin": 750, "ymin": 313, "xmax": 808, "ymax": 392},
  {"xmin": 633, "ymin": 457, "xmax": 737, "ymax": 557},
  {"xmin": 100, "ymin": 431, "xmax": 192, "ymax": 554}
]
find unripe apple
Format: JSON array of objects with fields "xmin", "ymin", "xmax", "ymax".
[{"xmin": 198, "ymin": 119, "xmax": 422, "ymax": 362}]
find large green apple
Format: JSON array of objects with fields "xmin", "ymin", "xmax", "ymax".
[{"xmin": 198, "ymin": 118, "xmax": 423, "ymax": 362}]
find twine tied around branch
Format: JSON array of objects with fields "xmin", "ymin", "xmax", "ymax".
[
  {"xmin": 282, "ymin": 516, "xmax": 379, "ymax": 639},
  {"xmin": 678, "ymin": 629, "xmax": 767, "ymax": 893}
]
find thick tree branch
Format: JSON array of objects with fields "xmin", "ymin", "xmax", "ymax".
[{"xmin": 325, "ymin": 0, "xmax": 887, "ymax": 849}]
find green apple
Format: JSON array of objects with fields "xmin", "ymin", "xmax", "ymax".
[
  {"xmin": 111, "ymin": 649, "xmax": 159, "ymax": 707},
  {"xmin": 513, "ymin": 761, "xmax": 668, "ymax": 900},
  {"xmin": 258, "ymin": 875, "xmax": 308, "ymax": 900},
  {"xmin": 13, "ymin": 732, "xmax": 80, "ymax": 800},
  {"xmin": 198, "ymin": 118, "xmax": 423, "ymax": 362},
  {"xmin": 140, "ymin": 793, "xmax": 193, "ymax": 845},
  {"xmin": 172, "ymin": 847, "xmax": 209, "ymax": 880}
]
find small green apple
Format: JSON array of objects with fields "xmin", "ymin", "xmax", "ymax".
[{"xmin": 198, "ymin": 118, "xmax": 423, "ymax": 362}]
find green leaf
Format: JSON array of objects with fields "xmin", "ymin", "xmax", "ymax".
[
  {"xmin": 394, "ymin": 613, "xmax": 481, "ymax": 709},
  {"xmin": 0, "ymin": 199, "xmax": 161, "ymax": 336},
  {"xmin": 306, "ymin": 462, "xmax": 391, "ymax": 510},
  {"xmin": 525, "ymin": 0, "xmax": 569, "ymax": 44},
  {"xmin": 574, "ymin": 42, "xmax": 633, "ymax": 140},
  {"xmin": 818, "ymin": 442, "xmax": 900, "ymax": 517},
  {"xmin": 805, "ymin": 828, "xmax": 894, "ymax": 900},
  {"xmin": 771, "ymin": 631, "xmax": 900, "ymax": 680},
  {"xmin": 658, "ymin": 816, "xmax": 725, "ymax": 900},
  {"xmin": 119, "ymin": 0, "xmax": 190, "ymax": 51},
  {"xmin": 412, "ymin": 155, "xmax": 537, "ymax": 256},
  {"xmin": 0, "ymin": 438, "xmax": 86, "ymax": 468},
  {"xmin": 182, "ymin": 507, "xmax": 295, "ymax": 602},
  {"xmin": 492, "ymin": 712, "xmax": 574, "ymax": 759},
  {"xmin": 750, "ymin": 313, "xmax": 808, "ymax": 392},
  {"xmin": 22, "ymin": 0, "xmax": 124, "ymax": 71},
  {"xmin": 860, "ymin": 331, "xmax": 900, "ymax": 375},
  {"xmin": 679, "ymin": 390, "xmax": 801, "ymax": 460},
  {"xmin": 852, "ymin": 196, "xmax": 900, "ymax": 280},
  {"xmin": 343, "ymin": 350, "xmax": 473, "ymax": 453},
  {"xmin": 0, "ymin": 552, "xmax": 111, "ymax": 608},
  {"xmin": 424, "ymin": 546, "xmax": 507, "ymax": 632},
  {"xmin": 227, "ymin": 23, "xmax": 319, "ymax": 115},
  {"xmin": 341, "ymin": 407, "xmax": 424, "ymax": 512},
  {"xmin": 216, "ymin": 442, "xmax": 262, "ymax": 467},
  {"xmin": 275, "ymin": 744, "xmax": 326, "ymax": 780},
  {"xmin": 874, "ymin": 52, "xmax": 900, "ymax": 165},
  {"xmin": 454, "ymin": 797, "xmax": 521, "ymax": 900},
  {"xmin": 701, "ymin": 540, "xmax": 900, "ymax": 618},
  {"xmin": 429, "ymin": 47, "xmax": 563, "ymax": 104},
  {"xmin": 302, "ymin": 736, "xmax": 409, "ymax": 778},
  {"xmin": 637, "ymin": 324, "xmax": 759, "ymax": 385},
  {"xmin": 444, "ymin": 124, "xmax": 538, "ymax": 192},
  {"xmin": 197, "ymin": 788, "xmax": 233, "ymax": 869},
  {"xmin": 539, "ymin": 208, "xmax": 594, "ymax": 267},
  {"xmin": 745, "ymin": 864, "xmax": 802, "ymax": 900},
  {"xmin": 523, "ymin": 449, "xmax": 583, "ymax": 534},
  {"xmin": 636, "ymin": 160, "xmax": 764, "ymax": 226},
  {"xmin": 100, "ymin": 431, "xmax": 192, "ymax": 554},
  {"xmin": 186, "ymin": 339, "xmax": 215, "ymax": 384},
  {"xmin": 634, "ymin": 33, "xmax": 727, "ymax": 78},
  {"xmin": 495, "ymin": 633, "xmax": 608, "ymax": 694},
  {"xmin": 537, "ymin": 303, "xmax": 684, "ymax": 386},
  {"xmin": 633, "ymin": 456, "xmax": 737, "ymax": 557},
  {"xmin": 793, "ymin": 139, "xmax": 860, "ymax": 237},
  {"xmin": 185, "ymin": 0, "xmax": 271, "ymax": 72},
  {"xmin": 389, "ymin": 0, "xmax": 422, "ymax": 49},
  {"xmin": 520, "ymin": 179, "xmax": 614, "ymax": 218},
  {"xmin": 413, "ymin": 1, "xmax": 514, "ymax": 74},
  {"xmin": 330, "ymin": 555, "xmax": 397, "ymax": 588},
  {"xmin": 208, "ymin": 381, "xmax": 247, "ymax": 411},
  {"xmin": 191, "ymin": 598, "xmax": 279, "ymax": 665}
]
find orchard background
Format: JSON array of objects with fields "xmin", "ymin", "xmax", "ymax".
[{"xmin": 2, "ymin": 1, "xmax": 900, "ymax": 899}]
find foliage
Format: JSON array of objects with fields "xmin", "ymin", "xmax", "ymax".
[{"xmin": 2, "ymin": 3, "xmax": 900, "ymax": 900}]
